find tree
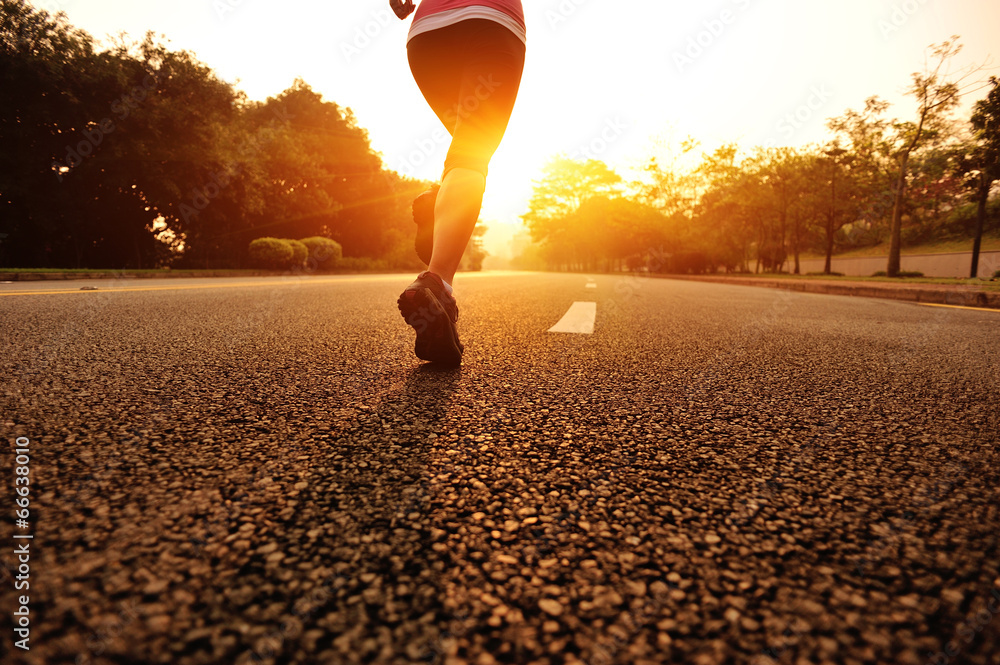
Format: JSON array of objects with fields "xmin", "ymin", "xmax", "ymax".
[
  {"xmin": 784, "ymin": 149, "xmax": 823, "ymax": 275},
  {"xmin": 523, "ymin": 157, "xmax": 622, "ymax": 233},
  {"xmin": 110, "ymin": 34, "xmax": 242, "ymax": 269},
  {"xmin": 887, "ymin": 37, "xmax": 965, "ymax": 277},
  {"xmin": 0, "ymin": 1, "xmax": 105, "ymax": 267},
  {"xmin": 521, "ymin": 157, "xmax": 622, "ymax": 270},
  {"xmin": 826, "ymin": 97, "xmax": 896, "ymax": 248},
  {"xmin": 566, "ymin": 195, "xmax": 667, "ymax": 272},
  {"xmin": 748, "ymin": 147, "xmax": 813, "ymax": 274},
  {"xmin": 0, "ymin": 2, "xmax": 422, "ymax": 269},
  {"xmin": 968, "ymin": 76, "xmax": 1000, "ymax": 278},
  {"xmin": 818, "ymin": 145, "xmax": 854, "ymax": 274},
  {"xmin": 641, "ymin": 135, "xmax": 699, "ymax": 217},
  {"xmin": 691, "ymin": 144, "xmax": 750, "ymax": 272},
  {"xmin": 0, "ymin": 2, "xmax": 243, "ymax": 268}
]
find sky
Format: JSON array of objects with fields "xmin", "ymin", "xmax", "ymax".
[{"xmin": 47, "ymin": 0, "xmax": 1000, "ymax": 260}]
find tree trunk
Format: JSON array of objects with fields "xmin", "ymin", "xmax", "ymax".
[
  {"xmin": 824, "ymin": 224, "xmax": 834, "ymax": 275},
  {"xmin": 825, "ymin": 175, "xmax": 836, "ymax": 275},
  {"xmin": 970, "ymin": 172, "xmax": 989, "ymax": 278},
  {"xmin": 888, "ymin": 110, "xmax": 925, "ymax": 277},
  {"xmin": 779, "ymin": 207, "xmax": 788, "ymax": 274},
  {"xmin": 755, "ymin": 226, "xmax": 761, "ymax": 274},
  {"xmin": 793, "ymin": 215, "xmax": 802, "ymax": 275},
  {"xmin": 887, "ymin": 158, "xmax": 909, "ymax": 277}
]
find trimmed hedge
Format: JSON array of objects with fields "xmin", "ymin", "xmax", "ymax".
[
  {"xmin": 249, "ymin": 237, "xmax": 294, "ymax": 269},
  {"xmin": 286, "ymin": 239, "xmax": 308, "ymax": 269},
  {"xmin": 301, "ymin": 236, "xmax": 343, "ymax": 270},
  {"xmin": 250, "ymin": 236, "xmax": 345, "ymax": 271}
]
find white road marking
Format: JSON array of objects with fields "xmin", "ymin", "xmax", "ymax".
[{"xmin": 549, "ymin": 301, "xmax": 597, "ymax": 334}]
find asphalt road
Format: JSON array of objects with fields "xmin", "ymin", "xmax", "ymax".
[{"xmin": 2, "ymin": 271, "xmax": 999, "ymax": 665}]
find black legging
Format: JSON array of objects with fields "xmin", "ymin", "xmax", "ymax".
[{"xmin": 407, "ymin": 19, "xmax": 526, "ymax": 178}]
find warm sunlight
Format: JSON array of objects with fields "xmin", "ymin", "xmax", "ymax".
[
  {"xmin": 30, "ymin": 0, "xmax": 1000, "ymax": 263},
  {"xmin": 5, "ymin": 5, "xmax": 1000, "ymax": 660}
]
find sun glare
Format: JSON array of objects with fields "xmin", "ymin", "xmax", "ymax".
[{"xmin": 48, "ymin": 0, "xmax": 1000, "ymax": 261}]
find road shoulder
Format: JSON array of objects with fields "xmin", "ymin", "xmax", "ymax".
[{"xmin": 663, "ymin": 274, "xmax": 1000, "ymax": 310}]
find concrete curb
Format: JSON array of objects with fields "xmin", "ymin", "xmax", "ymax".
[{"xmin": 664, "ymin": 275, "xmax": 1000, "ymax": 310}]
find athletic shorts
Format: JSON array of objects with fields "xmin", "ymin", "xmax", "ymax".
[{"xmin": 407, "ymin": 19, "xmax": 526, "ymax": 178}]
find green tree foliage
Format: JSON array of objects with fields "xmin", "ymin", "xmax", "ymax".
[
  {"xmin": 522, "ymin": 157, "xmax": 622, "ymax": 241},
  {"xmin": 825, "ymin": 97, "xmax": 897, "ymax": 246},
  {"xmin": 518, "ymin": 47, "xmax": 997, "ymax": 277},
  {"xmin": 972, "ymin": 78, "xmax": 1000, "ymax": 177},
  {"xmin": 886, "ymin": 37, "xmax": 966, "ymax": 276},
  {"xmin": 521, "ymin": 157, "xmax": 629, "ymax": 270},
  {"xmin": 0, "ymin": 1, "xmax": 426, "ymax": 269},
  {"xmin": 967, "ymin": 76, "xmax": 1000, "ymax": 276},
  {"xmin": 640, "ymin": 136, "xmax": 699, "ymax": 217},
  {"xmin": 689, "ymin": 144, "xmax": 750, "ymax": 272}
]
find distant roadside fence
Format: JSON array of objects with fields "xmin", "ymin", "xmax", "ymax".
[{"xmin": 797, "ymin": 251, "xmax": 1000, "ymax": 279}]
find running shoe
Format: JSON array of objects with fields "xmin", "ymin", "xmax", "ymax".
[
  {"xmin": 397, "ymin": 271, "xmax": 464, "ymax": 366},
  {"xmin": 412, "ymin": 185, "xmax": 439, "ymax": 265}
]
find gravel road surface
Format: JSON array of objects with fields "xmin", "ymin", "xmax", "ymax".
[{"xmin": 2, "ymin": 272, "xmax": 999, "ymax": 665}]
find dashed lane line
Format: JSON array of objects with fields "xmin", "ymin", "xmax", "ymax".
[{"xmin": 548, "ymin": 301, "xmax": 597, "ymax": 334}]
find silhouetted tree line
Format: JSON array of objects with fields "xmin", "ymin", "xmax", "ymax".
[
  {"xmin": 0, "ymin": 0, "xmax": 429, "ymax": 269},
  {"xmin": 521, "ymin": 41, "xmax": 1000, "ymax": 278}
]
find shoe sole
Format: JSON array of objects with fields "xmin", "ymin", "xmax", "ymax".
[{"xmin": 397, "ymin": 287, "xmax": 463, "ymax": 366}]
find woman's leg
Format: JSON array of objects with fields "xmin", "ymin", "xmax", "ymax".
[
  {"xmin": 427, "ymin": 167, "xmax": 485, "ymax": 287},
  {"xmin": 399, "ymin": 20, "xmax": 524, "ymax": 363},
  {"xmin": 408, "ymin": 20, "xmax": 525, "ymax": 285}
]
